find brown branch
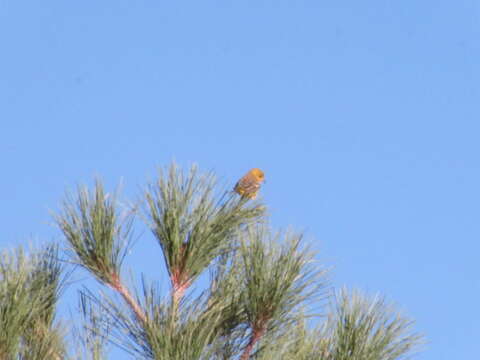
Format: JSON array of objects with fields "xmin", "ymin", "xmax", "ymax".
[
  {"xmin": 110, "ymin": 273, "xmax": 147, "ymax": 324},
  {"xmin": 171, "ymin": 266, "xmax": 191, "ymax": 304},
  {"xmin": 172, "ymin": 281, "xmax": 190, "ymax": 305},
  {"xmin": 170, "ymin": 245, "xmax": 191, "ymax": 307},
  {"xmin": 240, "ymin": 326, "xmax": 266, "ymax": 360}
]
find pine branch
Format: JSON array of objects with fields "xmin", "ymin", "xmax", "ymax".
[
  {"xmin": 55, "ymin": 181, "xmax": 146, "ymax": 323},
  {"xmin": 55, "ymin": 181, "xmax": 134, "ymax": 284},
  {"xmin": 236, "ymin": 227, "xmax": 329, "ymax": 359},
  {"xmin": 0, "ymin": 244, "xmax": 67, "ymax": 359},
  {"xmin": 75, "ymin": 291, "xmax": 110, "ymax": 360},
  {"xmin": 47, "ymin": 165, "xmax": 423, "ymax": 360},
  {"xmin": 316, "ymin": 288, "xmax": 424, "ymax": 360},
  {"xmin": 144, "ymin": 163, "xmax": 266, "ymax": 308},
  {"xmin": 109, "ymin": 273, "xmax": 147, "ymax": 324}
]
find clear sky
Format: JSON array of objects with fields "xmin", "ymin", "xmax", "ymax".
[{"xmin": 1, "ymin": 1, "xmax": 478, "ymax": 359}]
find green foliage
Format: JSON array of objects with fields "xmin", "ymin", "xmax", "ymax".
[
  {"xmin": 204, "ymin": 228, "xmax": 329, "ymax": 360},
  {"xmin": 255, "ymin": 290, "xmax": 423, "ymax": 360},
  {"xmin": 0, "ymin": 163, "xmax": 423, "ymax": 360},
  {"xmin": 144, "ymin": 164, "xmax": 265, "ymax": 292},
  {"xmin": 0, "ymin": 244, "xmax": 66, "ymax": 359},
  {"xmin": 55, "ymin": 181, "xmax": 134, "ymax": 284},
  {"xmin": 238, "ymin": 227, "xmax": 327, "ymax": 328},
  {"xmin": 320, "ymin": 289, "xmax": 424, "ymax": 360},
  {"xmin": 78, "ymin": 281, "xmax": 229, "ymax": 360},
  {"xmin": 75, "ymin": 292, "xmax": 111, "ymax": 360}
]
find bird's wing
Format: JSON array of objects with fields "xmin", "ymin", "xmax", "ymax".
[{"xmin": 236, "ymin": 176, "xmax": 260, "ymax": 194}]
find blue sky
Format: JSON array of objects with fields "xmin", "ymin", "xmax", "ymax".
[{"xmin": 1, "ymin": 1, "xmax": 479, "ymax": 359}]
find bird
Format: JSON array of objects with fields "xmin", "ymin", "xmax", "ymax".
[{"xmin": 234, "ymin": 168, "xmax": 265, "ymax": 199}]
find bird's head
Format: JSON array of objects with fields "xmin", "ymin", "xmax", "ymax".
[{"xmin": 250, "ymin": 168, "xmax": 265, "ymax": 182}]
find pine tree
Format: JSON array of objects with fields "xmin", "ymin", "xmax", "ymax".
[
  {"xmin": 0, "ymin": 164, "xmax": 423, "ymax": 359},
  {"xmin": 0, "ymin": 245, "xmax": 67, "ymax": 359}
]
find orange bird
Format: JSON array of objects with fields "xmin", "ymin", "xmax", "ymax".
[{"xmin": 234, "ymin": 168, "xmax": 265, "ymax": 199}]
